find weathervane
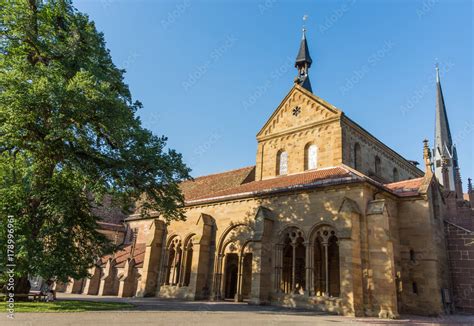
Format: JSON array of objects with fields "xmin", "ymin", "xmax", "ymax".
[{"xmin": 302, "ymin": 14, "xmax": 309, "ymax": 33}]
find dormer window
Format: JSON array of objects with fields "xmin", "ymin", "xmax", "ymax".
[
  {"xmin": 305, "ymin": 144, "xmax": 318, "ymax": 170},
  {"xmin": 277, "ymin": 150, "xmax": 288, "ymax": 175}
]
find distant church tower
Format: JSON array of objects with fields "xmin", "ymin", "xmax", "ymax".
[
  {"xmin": 294, "ymin": 27, "xmax": 313, "ymax": 92},
  {"xmin": 432, "ymin": 65, "xmax": 462, "ymax": 195}
]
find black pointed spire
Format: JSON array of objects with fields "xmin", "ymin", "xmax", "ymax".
[
  {"xmin": 433, "ymin": 64, "xmax": 456, "ymax": 190},
  {"xmin": 295, "ymin": 29, "xmax": 312, "ymax": 68},
  {"xmin": 434, "ymin": 66, "xmax": 453, "ymax": 155},
  {"xmin": 294, "ymin": 28, "xmax": 313, "ymax": 93}
]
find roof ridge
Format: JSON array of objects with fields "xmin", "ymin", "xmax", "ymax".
[
  {"xmin": 385, "ymin": 177, "xmax": 424, "ymax": 186},
  {"xmin": 188, "ymin": 165, "xmax": 255, "ymax": 181}
]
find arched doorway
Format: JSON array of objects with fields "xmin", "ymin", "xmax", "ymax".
[
  {"xmin": 224, "ymin": 253, "xmax": 238, "ymax": 299},
  {"xmin": 214, "ymin": 223, "xmax": 253, "ymax": 301}
]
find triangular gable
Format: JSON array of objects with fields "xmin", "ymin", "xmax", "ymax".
[{"xmin": 257, "ymin": 84, "xmax": 342, "ymax": 139}]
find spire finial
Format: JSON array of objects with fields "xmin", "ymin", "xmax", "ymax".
[
  {"xmin": 435, "ymin": 62, "xmax": 440, "ymax": 83},
  {"xmin": 302, "ymin": 15, "xmax": 308, "ymax": 39},
  {"xmin": 295, "ymin": 15, "xmax": 313, "ymax": 92}
]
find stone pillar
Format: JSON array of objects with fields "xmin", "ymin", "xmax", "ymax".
[
  {"xmin": 249, "ymin": 241, "xmax": 272, "ymax": 304},
  {"xmin": 366, "ymin": 199, "xmax": 398, "ymax": 318},
  {"xmin": 82, "ymin": 266, "xmax": 101, "ymax": 295},
  {"xmin": 274, "ymin": 244, "xmax": 283, "ymax": 293},
  {"xmin": 212, "ymin": 253, "xmax": 224, "ymax": 300},
  {"xmin": 65, "ymin": 278, "xmax": 83, "ymax": 294},
  {"xmin": 338, "ymin": 197, "xmax": 364, "ymax": 317},
  {"xmin": 189, "ymin": 214, "xmax": 214, "ymax": 300},
  {"xmin": 423, "ymin": 139, "xmax": 433, "ymax": 176},
  {"xmin": 249, "ymin": 207, "xmax": 274, "ymax": 305},
  {"xmin": 235, "ymin": 253, "xmax": 243, "ymax": 302},
  {"xmin": 305, "ymin": 241, "xmax": 314, "ymax": 296},
  {"xmin": 118, "ymin": 259, "xmax": 136, "ymax": 297},
  {"xmin": 98, "ymin": 258, "xmax": 117, "ymax": 296},
  {"xmin": 136, "ymin": 219, "xmax": 166, "ymax": 297}
]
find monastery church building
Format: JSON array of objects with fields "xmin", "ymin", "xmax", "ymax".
[{"xmin": 57, "ymin": 29, "xmax": 474, "ymax": 318}]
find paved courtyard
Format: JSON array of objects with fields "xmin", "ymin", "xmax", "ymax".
[{"xmin": 1, "ymin": 293, "xmax": 473, "ymax": 326}]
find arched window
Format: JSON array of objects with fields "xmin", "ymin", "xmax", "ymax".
[
  {"xmin": 165, "ymin": 237, "xmax": 182, "ymax": 286},
  {"xmin": 305, "ymin": 144, "xmax": 318, "ymax": 170},
  {"xmin": 280, "ymin": 228, "xmax": 305, "ymax": 294},
  {"xmin": 313, "ymin": 227, "xmax": 340, "ymax": 297},
  {"xmin": 393, "ymin": 168, "xmax": 399, "ymax": 182},
  {"xmin": 375, "ymin": 156, "xmax": 381, "ymax": 176},
  {"xmin": 276, "ymin": 150, "xmax": 288, "ymax": 175},
  {"xmin": 354, "ymin": 143, "xmax": 361, "ymax": 170},
  {"xmin": 183, "ymin": 238, "xmax": 194, "ymax": 286}
]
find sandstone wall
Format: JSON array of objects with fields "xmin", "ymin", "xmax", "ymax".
[
  {"xmin": 445, "ymin": 222, "xmax": 474, "ymax": 313},
  {"xmin": 341, "ymin": 118, "xmax": 423, "ymax": 183}
]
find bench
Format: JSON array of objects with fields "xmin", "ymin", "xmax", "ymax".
[{"xmin": 0, "ymin": 292, "xmax": 48, "ymax": 302}]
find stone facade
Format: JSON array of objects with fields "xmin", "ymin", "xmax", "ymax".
[{"xmin": 56, "ymin": 82, "xmax": 474, "ymax": 318}]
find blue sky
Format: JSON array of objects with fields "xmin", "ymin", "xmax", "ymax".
[{"xmin": 75, "ymin": 0, "xmax": 473, "ymax": 187}]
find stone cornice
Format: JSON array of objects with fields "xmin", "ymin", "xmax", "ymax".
[{"xmin": 257, "ymin": 116, "xmax": 340, "ymax": 142}]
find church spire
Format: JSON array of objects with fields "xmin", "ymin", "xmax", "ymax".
[
  {"xmin": 433, "ymin": 64, "xmax": 457, "ymax": 191},
  {"xmin": 294, "ymin": 17, "xmax": 313, "ymax": 92}
]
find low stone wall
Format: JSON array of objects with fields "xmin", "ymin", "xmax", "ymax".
[
  {"xmin": 271, "ymin": 293, "xmax": 343, "ymax": 315},
  {"xmin": 158, "ymin": 285, "xmax": 195, "ymax": 300}
]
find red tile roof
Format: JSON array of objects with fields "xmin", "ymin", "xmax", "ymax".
[
  {"xmin": 97, "ymin": 221, "xmax": 125, "ymax": 232},
  {"xmin": 384, "ymin": 177, "xmax": 424, "ymax": 197},
  {"xmin": 186, "ymin": 166, "xmax": 360, "ymax": 204},
  {"xmin": 180, "ymin": 166, "xmax": 255, "ymax": 201},
  {"xmin": 100, "ymin": 243, "xmax": 146, "ymax": 268}
]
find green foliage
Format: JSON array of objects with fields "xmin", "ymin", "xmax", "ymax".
[{"xmin": 0, "ymin": 0, "xmax": 190, "ymax": 282}]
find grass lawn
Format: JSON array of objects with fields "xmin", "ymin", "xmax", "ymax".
[{"xmin": 8, "ymin": 300, "xmax": 134, "ymax": 312}]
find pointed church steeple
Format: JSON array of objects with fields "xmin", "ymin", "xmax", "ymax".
[
  {"xmin": 294, "ymin": 27, "xmax": 313, "ymax": 93},
  {"xmin": 433, "ymin": 64, "xmax": 458, "ymax": 191}
]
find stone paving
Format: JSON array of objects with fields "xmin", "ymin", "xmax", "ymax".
[{"xmin": 1, "ymin": 293, "xmax": 473, "ymax": 326}]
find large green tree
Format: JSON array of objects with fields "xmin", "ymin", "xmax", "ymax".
[{"xmin": 0, "ymin": 0, "xmax": 190, "ymax": 286}]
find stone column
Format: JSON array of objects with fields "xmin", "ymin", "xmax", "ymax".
[
  {"xmin": 178, "ymin": 247, "xmax": 187, "ymax": 287},
  {"xmin": 249, "ymin": 207, "xmax": 274, "ymax": 304},
  {"xmin": 274, "ymin": 244, "xmax": 283, "ymax": 292},
  {"xmin": 235, "ymin": 253, "xmax": 243, "ymax": 302},
  {"xmin": 213, "ymin": 253, "xmax": 224, "ymax": 300},
  {"xmin": 291, "ymin": 242, "xmax": 296, "ymax": 293},
  {"xmin": 136, "ymin": 219, "xmax": 165, "ymax": 297},
  {"xmin": 189, "ymin": 214, "xmax": 214, "ymax": 300},
  {"xmin": 323, "ymin": 242, "xmax": 329, "ymax": 295},
  {"xmin": 304, "ymin": 241, "xmax": 313, "ymax": 295}
]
